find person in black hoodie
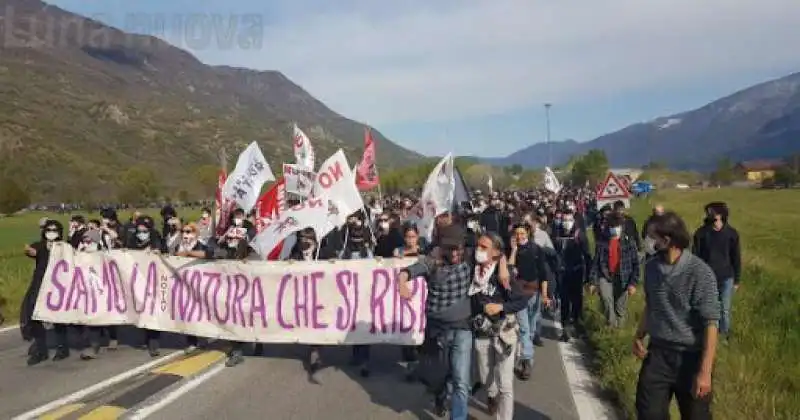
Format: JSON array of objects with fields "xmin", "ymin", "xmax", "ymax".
[
  {"xmin": 68, "ymin": 215, "xmax": 88, "ymax": 249},
  {"xmin": 470, "ymin": 232, "xmax": 527, "ymax": 419},
  {"xmin": 125, "ymin": 215, "xmax": 164, "ymax": 357},
  {"xmin": 691, "ymin": 202, "xmax": 741, "ymax": 338},
  {"xmin": 373, "ymin": 213, "xmax": 403, "ymax": 258},
  {"xmin": 21, "ymin": 219, "xmax": 69, "ymax": 365},
  {"xmin": 553, "ymin": 209, "xmax": 592, "ymax": 341}
]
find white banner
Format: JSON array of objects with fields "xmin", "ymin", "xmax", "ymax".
[
  {"xmin": 283, "ymin": 163, "xmax": 317, "ymax": 197},
  {"xmin": 222, "ymin": 141, "xmax": 276, "ymax": 213},
  {"xmin": 311, "ymin": 150, "xmax": 364, "ymax": 235},
  {"xmin": 293, "ymin": 123, "xmax": 315, "ymax": 170},
  {"xmin": 33, "ymin": 244, "xmax": 427, "ymax": 345}
]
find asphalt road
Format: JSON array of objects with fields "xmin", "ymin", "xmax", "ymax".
[{"xmin": 0, "ymin": 322, "xmax": 595, "ymax": 420}]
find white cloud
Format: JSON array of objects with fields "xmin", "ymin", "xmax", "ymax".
[{"xmin": 179, "ymin": 0, "xmax": 800, "ymax": 125}]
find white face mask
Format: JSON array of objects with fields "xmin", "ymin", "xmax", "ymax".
[
  {"xmin": 475, "ymin": 249, "xmax": 489, "ymax": 264},
  {"xmin": 379, "ymin": 221, "xmax": 389, "ymax": 230},
  {"xmin": 374, "ymin": 206, "xmax": 383, "ymax": 214},
  {"xmin": 354, "ymin": 220, "xmax": 363, "ymax": 227},
  {"xmin": 467, "ymin": 221, "xmax": 478, "ymax": 230},
  {"xmin": 81, "ymin": 242, "xmax": 99, "ymax": 252},
  {"xmin": 644, "ymin": 236, "xmax": 657, "ymax": 255},
  {"xmin": 233, "ymin": 218, "xmax": 243, "ymax": 226},
  {"xmin": 202, "ymin": 213, "xmax": 210, "ymax": 219},
  {"xmin": 609, "ymin": 227, "xmax": 622, "ymax": 237},
  {"xmin": 136, "ymin": 231, "xmax": 150, "ymax": 242},
  {"xmin": 562, "ymin": 220, "xmax": 575, "ymax": 231},
  {"xmin": 44, "ymin": 231, "xmax": 59, "ymax": 241}
]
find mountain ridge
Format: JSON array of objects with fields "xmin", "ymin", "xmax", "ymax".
[
  {"xmin": 0, "ymin": 0, "xmax": 422, "ymax": 201},
  {"xmin": 483, "ymin": 71, "xmax": 800, "ymax": 170}
]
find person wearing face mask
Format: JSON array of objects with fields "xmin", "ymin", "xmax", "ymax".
[
  {"xmin": 479, "ymin": 199, "xmax": 509, "ymax": 238},
  {"xmin": 173, "ymin": 223, "xmax": 210, "ymax": 353},
  {"xmin": 160, "ymin": 200, "xmax": 177, "ymax": 239},
  {"xmin": 126, "ymin": 216, "xmax": 164, "ymax": 356},
  {"xmin": 373, "ymin": 213, "xmax": 403, "ymax": 258},
  {"xmin": 470, "ymin": 233, "xmax": 527, "ymax": 420},
  {"xmin": 553, "ymin": 210, "xmax": 592, "ymax": 341},
  {"xmin": 162, "ymin": 217, "xmax": 183, "ymax": 255},
  {"xmin": 68, "ymin": 215, "xmax": 87, "ymax": 249},
  {"xmin": 343, "ymin": 214, "xmax": 373, "ymax": 260},
  {"xmin": 691, "ymin": 202, "xmax": 740, "ymax": 340},
  {"xmin": 287, "ymin": 229, "xmax": 327, "ymax": 374},
  {"xmin": 613, "ymin": 200, "xmax": 641, "ymax": 252},
  {"xmin": 508, "ymin": 224, "xmax": 552, "ymax": 380},
  {"xmin": 196, "ymin": 207, "xmax": 213, "ymax": 244},
  {"xmin": 123, "ymin": 210, "xmax": 143, "ymax": 245},
  {"xmin": 634, "ymin": 212, "xmax": 720, "ymax": 420},
  {"xmin": 590, "ymin": 213, "xmax": 640, "ymax": 328},
  {"xmin": 221, "ymin": 209, "xmax": 255, "ymax": 258},
  {"xmin": 20, "ymin": 220, "xmax": 70, "ymax": 365},
  {"xmin": 398, "ymin": 224, "xmax": 494, "ymax": 419}
]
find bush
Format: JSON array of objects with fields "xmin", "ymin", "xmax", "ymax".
[{"xmin": 0, "ymin": 178, "xmax": 31, "ymax": 215}]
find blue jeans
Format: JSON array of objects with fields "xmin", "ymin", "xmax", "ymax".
[
  {"xmin": 440, "ymin": 329, "xmax": 473, "ymax": 420},
  {"xmin": 718, "ymin": 278, "xmax": 734, "ymax": 335},
  {"xmin": 517, "ymin": 291, "xmax": 542, "ymax": 361}
]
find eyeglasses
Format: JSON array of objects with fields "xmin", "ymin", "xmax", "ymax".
[{"xmin": 182, "ymin": 230, "xmax": 193, "ymax": 234}]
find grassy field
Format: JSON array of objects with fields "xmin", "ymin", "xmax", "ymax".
[
  {"xmin": 585, "ymin": 188, "xmax": 800, "ymax": 419},
  {"xmin": 0, "ymin": 208, "xmax": 202, "ymax": 322}
]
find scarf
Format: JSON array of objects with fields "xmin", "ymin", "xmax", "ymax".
[
  {"xmin": 178, "ymin": 240, "xmax": 198, "ymax": 254},
  {"xmin": 469, "ymin": 262, "xmax": 497, "ymax": 296}
]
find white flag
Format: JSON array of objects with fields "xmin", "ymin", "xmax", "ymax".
[
  {"xmin": 283, "ymin": 163, "xmax": 317, "ymax": 197},
  {"xmin": 311, "ymin": 150, "xmax": 364, "ymax": 236},
  {"xmin": 293, "ymin": 123, "xmax": 315, "ymax": 170},
  {"xmin": 221, "ymin": 141, "xmax": 275, "ymax": 213},
  {"xmin": 409, "ymin": 153, "xmax": 455, "ymax": 241},
  {"xmin": 250, "ymin": 198, "xmax": 328, "ymax": 258},
  {"xmin": 543, "ymin": 166, "xmax": 562, "ymax": 194}
]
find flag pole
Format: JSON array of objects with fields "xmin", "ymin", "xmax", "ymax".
[{"xmin": 211, "ymin": 146, "xmax": 227, "ymax": 235}]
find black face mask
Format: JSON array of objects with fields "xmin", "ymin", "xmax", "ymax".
[{"xmin": 300, "ymin": 240, "xmax": 314, "ymax": 251}]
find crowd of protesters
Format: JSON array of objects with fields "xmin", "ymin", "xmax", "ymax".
[{"xmin": 15, "ymin": 185, "xmax": 739, "ymax": 420}]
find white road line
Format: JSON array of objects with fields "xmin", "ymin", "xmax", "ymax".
[
  {"xmin": 543, "ymin": 317, "xmax": 619, "ymax": 420},
  {"xmin": 127, "ymin": 363, "xmax": 226, "ymax": 419},
  {"xmin": 0, "ymin": 324, "xmax": 20, "ymax": 334},
  {"xmin": 12, "ymin": 351, "xmax": 183, "ymax": 420}
]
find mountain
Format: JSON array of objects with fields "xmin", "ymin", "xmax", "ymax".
[
  {"xmin": 0, "ymin": 0, "xmax": 422, "ymax": 201},
  {"xmin": 487, "ymin": 72, "xmax": 800, "ymax": 170}
]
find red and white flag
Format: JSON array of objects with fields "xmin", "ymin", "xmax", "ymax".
[
  {"xmin": 355, "ymin": 128, "xmax": 380, "ymax": 191},
  {"xmin": 252, "ymin": 178, "xmax": 291, "ymax": 260}
]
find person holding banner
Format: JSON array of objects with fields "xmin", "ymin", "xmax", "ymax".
[
  {"xmin": 126, "ymin": 215, "xmax": 164, "ymax": 357},
  {"xmin": 168, "ymin": 222, "xmax": 211, "ymax": 353},
  {"xmin": 398, "ymin": 224, "xmax": 482, "ymax": 420},
  {"xmin": 21, "ymin": 219, "xmax": 70, "ymax": 366}
]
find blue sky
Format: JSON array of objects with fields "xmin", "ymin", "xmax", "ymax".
[{"xmin": 46, "ymin": 0, "xmax": 800, "ymax": 157}]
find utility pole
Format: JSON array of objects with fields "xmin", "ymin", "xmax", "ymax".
[{"xmin": 544, "ymin": 103, "xmax": 552, "ymax": 168}]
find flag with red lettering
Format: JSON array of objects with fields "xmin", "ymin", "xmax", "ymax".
[
  {"xmin": 355, "ymin": 128, "xmax": 380, "ymax": 191},
  {"xmin": 311, "ymin": 150, "xmax": 364, "ymax": 237},
  {"xmin": 293, "ymin": 123, "xmax": 315, "ymax": 170}
]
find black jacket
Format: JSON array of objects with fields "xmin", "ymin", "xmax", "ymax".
[
  {"xmin": 553, "ymin": 228, "xmax": 592, "ymax": 278},
  {"xmin": 692, "ymin": 223, "xmax": 742, "ymax": 284},
  {"xmin": 471, "ymin": 264, "xmax": 529, "ymax": 324}
]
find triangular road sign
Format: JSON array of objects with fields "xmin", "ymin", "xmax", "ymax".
[{"xmin": 597, "ymin": 172, "xmax": 631, "ymax": 200}]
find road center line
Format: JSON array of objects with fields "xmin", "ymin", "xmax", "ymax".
[
  {"xmin": 12, "ymin": 351, "xmax": 183, "ymax": 420},
  {"xmin": 127, "ymin": 363, "xmax": 226, "ymax": 419}
]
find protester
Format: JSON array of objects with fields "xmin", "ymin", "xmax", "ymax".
[
  {"xmin": 398, "ymin": 224, "xmax": 478, "ymax": 419},
  {"xmin": 553, "ymin": 209, "xmax": 592, "ymax": 341},
  {"xmin": 470, "ymin": 232, "xmax": 527, "ymax": 420},
  {"xmin": 613, "ymin": 200, "xmax": 641, "ymax": 251},
  {"xmin": 126, "ymin": 215, "xmax": 164, "ymax": 356},
  {"xmin": 21, "ymin": 219, "xmax": 69, "ymax": 365},
  {"xmin": 641, "ymin": 204, "xmax": 665, "ymax": 241},
  {"xmin": 590, "ymin": 212, "xmax": 640, "ymax": 328},
  {"xmin": 635, "ymin": 211, "xmax": 720, "ymax": 419},
  {"xmin": 508, "ymin": 223, "xmax": 552, "ymax": 380},
  {"xmin": 692, "ymin": 202, "xmax": 741, "ymax": 339}
]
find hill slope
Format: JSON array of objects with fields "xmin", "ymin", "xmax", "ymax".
[
  {"xmin": 488, "ymin": 72, "xmax": 800, "ymax": 169},
  {"xmin": 0, "ymin": 0, "xmax": 422, "ymax": 201}
]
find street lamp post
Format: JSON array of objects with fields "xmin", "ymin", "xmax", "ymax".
[{"xmin": 544, "ymin": 103, "xmax": 552, "ymax": 168}]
